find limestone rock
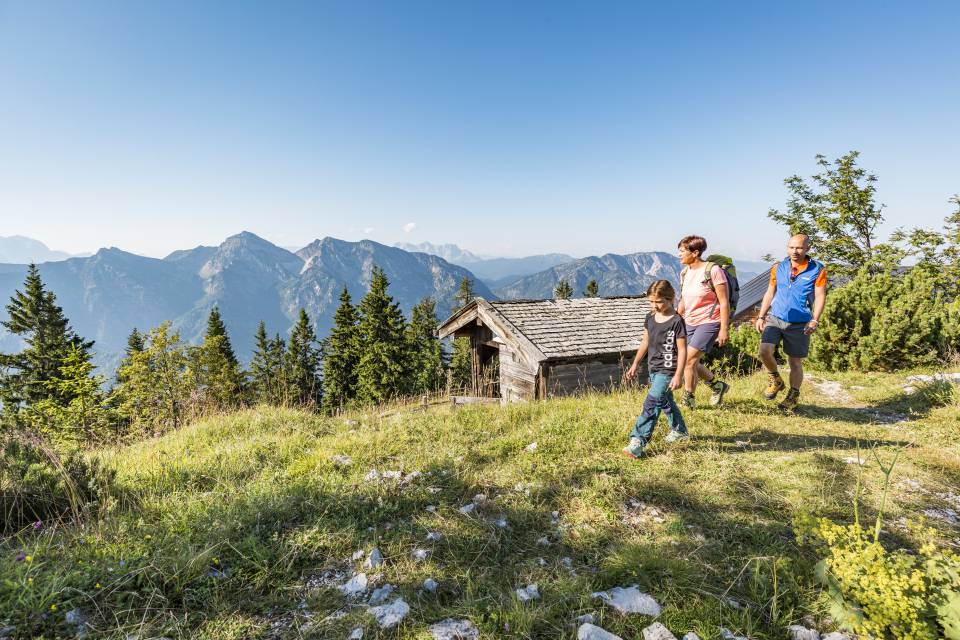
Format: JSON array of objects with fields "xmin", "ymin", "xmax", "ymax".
[
  {"xmin": 429, "ymin": 618, "xmax": 480, "ymax": 640},
  {"xmin": 592, "ymin": 585, "xmax": 661, "ymax": 616},
  {"xmin": 577, "ymin": 623, "xmax": 624, "ymax": 640},
  {"xmin": 642, "ymin": 622, "xmax": 677, "ymax": 640},
  {"xmin": 515, "ymin": 583, "xmax": 540, "ymax": 602},
  {"xmin": 369, "ymin": 598, "xmax": 410, "ymax": 629},
  {"xmin": 787, "ymin": 625, "xmax": 820, "ymax": 640},
  {"xmin": 340, "ymin": 573, "xmax": 368, "ymax": 597}
]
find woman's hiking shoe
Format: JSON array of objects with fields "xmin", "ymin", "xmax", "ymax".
[
  {"xmin": 665, "ymin": 430, "xmax": 690, "ymax": 444},
  {"xmin": 622, "ymin": 438, "xmax": 645, "ymax": 459},
  {"xmin": 763, "ymin": 373, "xmax": 785, "ymax": 400},
  {"xmin": 778, "ymin": 387, "xmax": 800, "ymax": 412},
  {"xmin": 708, "ymin": 380, "xmax": 730, "ymax": 406},
  {"xmin": 681, "ymin": 390, "xmax": 696, "ymax": 409}
]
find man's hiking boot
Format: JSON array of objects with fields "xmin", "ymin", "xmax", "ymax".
[
  {"xmin": 665, "ymin": 430, "xmax": 690, "ymax": 444},
  {"xmin": 778, "ymin": 387, "xmax": 800, "ymax": 412},
  {"xmin": 708, "ymin": 379, "xmax": 730, "ymax": 407},
  {"xmin": 681, "ymin": 390, "xmax": 696, "ymax": 409},
  {"xmin": 622, "ymin": 437, "xmax": 645, "ymax": 459},
  {"xmin": 763, "ymin": 373, "xmax": 786, "ymax": 400}
]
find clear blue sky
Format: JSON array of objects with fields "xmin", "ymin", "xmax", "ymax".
[{"xmin": 1, "ymin": 1, "xmax": 958, "ymax": 261}]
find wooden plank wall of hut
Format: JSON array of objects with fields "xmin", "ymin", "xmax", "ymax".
[
  {"xmin": 543, "ymin": 352, "xmax": 644, "ymax": 397},
  {"xmin": 499, "ymin": 343, "xmax": 537, "ymax": 403}
]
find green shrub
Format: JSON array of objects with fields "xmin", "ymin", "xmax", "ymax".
[
  {"xmin": 0, "ymin": 432, "xmax": 115, "ymax": 534},
  {"xmin": 706, "ymin": 324, "xmax": 763, "ymax": 377},
  {"xmin": 796, "ymin": 515, "xmax": 960, "ymax": 639},
  {"xmin": 811, "ymin": 268, "xmax": 951, "ymax": 371}
]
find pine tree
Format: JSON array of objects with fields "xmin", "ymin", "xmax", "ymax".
[
  {"xmin": 192, "ymin": 308, "xmax": 245, "ymax": 410},
  {"xmin": 355, "ymin": 267, "xmax": 410, "ymax": 405},
  {"xmin": 554, "ymin": 280, "xmax": 573, "ymax": 299},
  {"xmin": 584, "ymin": 279, "xmax": 599, "ymax": 298},
  {"xmin": 450, "ymin": 277, "xmax": 475, "ymax": 392},
  {"xmin": 322, "ymin": 287, "xmax": 360, "ymax": 413},
  {"xmin": 407, "ymin": 296, "xmax": 446, "ymax": 395},
  {"xmin": 0, "ymin": 264, "xmax": 94, "ymax": 424},
  {"xmin": 285, "ymin": 309, "xmax": 322, "ymax": 407}
]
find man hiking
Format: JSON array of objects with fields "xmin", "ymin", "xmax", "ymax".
[{"xmin": 754, "ymin": 234, "xmax": 827, "ymax": 411}]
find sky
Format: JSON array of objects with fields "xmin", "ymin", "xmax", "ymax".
[{"xmin": 1, "ymin": 1, "xmax": 958, "ymax": 261}]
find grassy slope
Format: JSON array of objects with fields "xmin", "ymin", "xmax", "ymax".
[{"xmin": 2, "ymin": 369, "xmax": 959, "ymax": 639}]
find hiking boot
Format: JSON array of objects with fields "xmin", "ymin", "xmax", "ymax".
[
  {"xmin": 681, "ymin": 390, "xmax": 696, "ymax": 409},
  {"xmin": 778, "ymin": 387, "xmax": 800, "ymax": 412},
  {"xmin": 763, "ymin": 373, "xmax": 785, "ymax": 400},
  {"xmin": 622, "ymin": 437, "xmax": 645, "ymax": 459},
  {"xmin": 708, "ymin": 379, "xmax": 730, "ymax": 407},
  {"xmin": 665, "ymin": 430, "xmax": 690, "ymax": 444}
]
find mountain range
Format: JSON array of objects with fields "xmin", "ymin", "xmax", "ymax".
[
  {"xmin": 0, "ymin": 233, "xmax": 492, "ymax": 372},
  {"xmin": 0, "ymin": 233, "xmax": 769, "ymax": 375}
]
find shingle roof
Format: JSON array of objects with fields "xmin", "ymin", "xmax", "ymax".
[
  {"xmin": 734, "ymin": 270, "xmax": 772, "ymax": 318},
  {"xmin": 488, "ymin": 296, "xmax": 650, "ymax": 359}
]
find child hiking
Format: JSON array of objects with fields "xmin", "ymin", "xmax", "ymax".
[{"xmin": 623, "ymin": 280, "xmax": 688, "ymax": 459}]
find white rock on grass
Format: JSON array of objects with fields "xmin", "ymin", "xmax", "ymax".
[
  {"xmin": 369, "ymin": 598, "xmax": 410, "ymax": 629},
  {"xmin": 822, "ymin": 633, "xmax": 849, "ymax": 640},
  {"xmin": 843, "ymin": 457, "xmax": 866, "ymax": 465},
  {"xmin": 681, "ymin": 634, "xmax": 702, "ymax": 640},
  {"xmin": 459, "ymin": 503, "xmax": 477, "ymax": 515},
  {"xmin": 340, "ymin": 573, "xmax": 368, "ymax": 597},
  {"xmin": 426, "ymin": 531, "xmax": 442, "ymax": 541},
  {"xmin": 429, "ymin": 618, "xmax": 480, "ymax": 640},
  {"xmin": 578, "ymin": 623, "xmax": 624, "ymax": 640},
  {"xmin": 426, "ymin": 505, "xmax": 438, "ymax": 513},
  {"xmin": 368, "ymin": 584, "xmax": 395, "ymax": 605},
  {"xmin": 490, "ymin": 516, "xmax": 508, "ymax": 528},
  {"xmin": 642, "ymin": 622, "xmax": 677, "ymax": 640},
  {"xmin": 412, "ymin": 548, "xmax": 431, "ymax": 561},
  {"xmin": 574, "ymin": 613, "xmax": 595, "ymax": 625},
  {"xmin": 472, "ymin": 493, "xmax": 488, "ymax": 504},
  {"xmin": 525, "ymin": 442, "xmax": 538, "ymax": 452},
  {"xmin": 592, "ymin": 585, "xmax": 661, "ymax": 616},
  {"xmin": 364, "ymin": 548, "xmax": 384, "ymax": 569},
  {"xmin": 787, "ymin": 626, "xmax": 820, "ymax": 640},
  {"xmin": 515, "ymin": 583, "xmax": 540, "ymax": 602},
  {"xmin": 364, "ymin": 469, "xmax": 381, "ymax": 482},
  {"xmin": 332, "ymin": 454, "xmax": 352, "ymax": 466},
  {"xmin": 351, "ymin": 550, "xmax": 365, "ymax": 561},
  {"xmin": 349, "ymin": 628, "xmax": 364, "ymax": 639},
  {"xmin": 719, "ymin": 628, "xmax": 749, "ymax": 640},
  {"xmin": 536, "ymin": 536, "xmax": 551, "ymax": 546},
  {"xmin": 423, "ymin": 578, "xmax": 439, "ymax": 592}
]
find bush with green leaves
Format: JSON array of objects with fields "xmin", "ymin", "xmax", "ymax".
[
  {"xmin": 811, "ymin": 268, "xmax": 951, "ymax": 371},
  {"xmin": 796, "ymin": 515, "xmax": 960, "ymax": 639},
  {"xmin": 705, "ymin": 324, "xmax": 762, "ymax": 377},
  {"xmin": 0, "ymin": 432, "xmax": 115, "ymax": 534}
]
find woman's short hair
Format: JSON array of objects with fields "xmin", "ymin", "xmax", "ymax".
[
  {"xmin": 678, "ymin": 235, "xmax": 707, "ymax": 257},
  {"xmin": 646, "ymin": 279, "xmax": 676, "ymax": 301}
]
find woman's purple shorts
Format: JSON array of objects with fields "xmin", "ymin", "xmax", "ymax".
[{"xmin": 686, "ymin": 322, "xmax": 721, "ymax": 353}]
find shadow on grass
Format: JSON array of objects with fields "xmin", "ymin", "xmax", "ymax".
[{"xmin": 694, "ymin": 429, "xmax": 912, "ymax": 453}]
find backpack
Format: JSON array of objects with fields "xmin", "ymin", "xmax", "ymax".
[{"xmin": 680, "ymin": 254, "xmax": 740, "ymax": 317}]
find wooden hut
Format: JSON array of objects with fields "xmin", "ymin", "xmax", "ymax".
[
  {"xmin": 732, "ymin": 270, "xmax": 773, "ymax": 326},
  {"xmin": 437, "ymin": 296, "xmax": 651, "ymax": 403}
]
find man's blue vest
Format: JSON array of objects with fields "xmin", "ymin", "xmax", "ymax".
[{"xmin": 770, "ymin": 257, "xmax": 825, "ymax": 323}]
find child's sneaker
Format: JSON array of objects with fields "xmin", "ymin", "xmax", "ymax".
[
  {"xmin": 778, "ymin": 387, "xmax": 800, "ymax": 412},
  {"xmin": 708, "ymin": 380, "xmax": 730, "ymax": 406},
  {"xmin": 665, "ymin": 430, "xmax": 690, "ymax": 444},
  {"xmin": 622, "ymin": 437, "xmax": 645, "ymax": 459},
  {"xmin": 763, "ymin": 372, "xmax": 785, "ymax": 400},
  {"xmin": 681, "ymin": 390, "xmax": 696, "ymax": 409}
]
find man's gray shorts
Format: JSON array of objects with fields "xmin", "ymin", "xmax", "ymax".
[{"xmin": 760, "ymin": 314, "xmax": 810, "ymax": 358}]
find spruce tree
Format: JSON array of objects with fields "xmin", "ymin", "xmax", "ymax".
[
  {"xmin": 267, "ymin": 333, "xmax": 288, "ymax": 405},
  {"xmin": 407, "ymin": 296, "xmax": 446, "ymax": 395},
  {"xmin": 454, "ymin": 276, "xmax": 475, "ymax": 310},
  {"xmin": 285, "ymin": 309, "xmax": 322, "ymax": 407},
  {"xmin": 193, "ymin": 307, "xmax": 245, "ymax": 409},
  {"xmin": 0, "ymin": 264, "xmax": 94, "ymax": 423},
  {"xmin": 322, "ymin": 287, "xmax": 360, "ymax": 413},
  {"xmin": 249, "ymin": 321, "xmax": 274, "ymax": 404},
  {"xmin": 554, "ymin": 280, "xmax": 573, "ymax": 299},
  {"xmin": 584, "ymin": 279, "xmax": 599, "ymax": 298},
  {"xmin": 355, "ymin": 267, "xmax": 410, "ymax": 405}
]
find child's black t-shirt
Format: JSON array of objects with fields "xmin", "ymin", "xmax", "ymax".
[{"xmin": 645, "ymin": 313, "xmax": 687, "ymax": 375}]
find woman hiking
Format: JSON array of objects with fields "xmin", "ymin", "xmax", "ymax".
[{"xmin": 675, "ymin": 235, "xmax": 731, "ymax": 408}]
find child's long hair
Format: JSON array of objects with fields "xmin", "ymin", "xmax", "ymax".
[{"xmin": 646, "ymin": 279, "xmax": 675, "ymax": 301}]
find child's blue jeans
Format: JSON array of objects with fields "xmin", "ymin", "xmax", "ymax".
[{"xmin": 630, "ymin": 372, "xmax": 687, "ymax": 445}]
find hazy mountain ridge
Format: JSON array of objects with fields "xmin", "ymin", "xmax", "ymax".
[
  {"xmin": 494, "ymin": 251, "xmax": 683, "ymax": 299},
  {"xmin": 0, "ymin": 235, "xmax": 90, "ymax": 264},
  {"xmin": 394, "ymin": 241, "xmax": 576, "ymax": 286}
]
